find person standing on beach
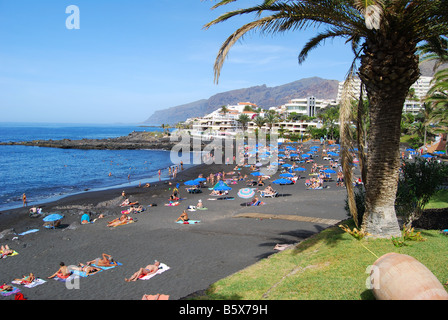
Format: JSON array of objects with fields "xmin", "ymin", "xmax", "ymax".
[
  {"xmin": 22, "ymin": 193, "xmax": 27, "ymax": 207},
  {"xmin": 158, "ymin": 169, "xmax": 161, "ymax": 181}
]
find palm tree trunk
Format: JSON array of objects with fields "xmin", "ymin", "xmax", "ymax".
[
  {"xmin": 359, "ymin": 30, "xmax": 420, "ymax": 238},
  {"xmin": 361, "ymin": 95, "xmax": 403, "ymax": 238}
]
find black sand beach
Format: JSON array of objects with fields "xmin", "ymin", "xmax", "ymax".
[{"xmin": 0, "ymin": 143, "xmax": 349, "ymax": 301}]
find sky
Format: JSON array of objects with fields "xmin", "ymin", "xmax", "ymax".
[{"xmin": 0, "ymin": 0, "xmax": 354, "ymax": 124}]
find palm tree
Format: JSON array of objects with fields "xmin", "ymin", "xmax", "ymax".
[
  {"xmin": 205, "ymin": 0, "xmax": 448, "ymax": 238},
  {"xmin": 220, "ymin": 105, "xmax": 229, "ymax": 116},
  {"xmin": 253, "ymin": 115, "xmax": 266, "ymax": 131},
  {"xmin": 426, "ymin": 68, "xmax": 448, "ymax": 131},
  {"xmin": 237, "ymin": 113, "xmax": 251, "ymax": 132},
  {"xmin": 264, "ymin": 112, "xmax": 279, "ymax": 133}
]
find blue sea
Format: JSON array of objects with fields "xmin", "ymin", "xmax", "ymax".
[{"xmin": 0, "ymin": 123, "xmax": 192, "ymax": 211}]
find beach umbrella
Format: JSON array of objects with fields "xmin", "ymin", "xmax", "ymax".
[
  {"xmin": 290, "ymin": 153, "xmax": 299, "ymax": 157},
  {"xmin": 272, "ymin": 178, "xmax": 293, "ymax": 185},
  {"xmin": 184, "ymin": 180, "xmax": 199, "ymax": 186},
  {"xmin": 294, "ymin": 167, "xmax": 306, "ymax": 172},
  {"xmin": 43, "ymin": 213, "xmax": 64, "ymax": 229},
  {"xmin": 272, "ymin": 178, "xmax": 292, "ymax": 196},
  {"xmin": 251, "ymin": 172, "xmax": 263, "ymax": 176},
  {"xmin": 237, "ymin": 188, "xmax": 255, "ymax": 206},
  {"xmin": 213, "ymin": 181, "xmax": 232, "ymax": 191},
  {"xmin": 421, "ymin": 154, "xmax": 432, "ymax": 158},
  {"xmin": 280, "ymin": 173, "xmax": 294, "ymax": 178},
  {"xmin": 327, "ymin": 152, "xmax": 339, "ymax": 156},
  {"xmin": 282, "ymin": 163, "xmax": 292, "ymax": 168},
  {"xmin": 323, "ymin": 169, "xmax": 337, "ymax": 174},
  {"xmin": 194, "ymin": 178, "xmax": 206, "ymax": 183},
  {"xmin": 406, "ymin": 148, "xmax": 415, "ymax": 152}
]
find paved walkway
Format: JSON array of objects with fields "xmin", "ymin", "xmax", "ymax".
[{"xmin": 234, "ymin": 213, "xmax": 342, "ymax": 226}]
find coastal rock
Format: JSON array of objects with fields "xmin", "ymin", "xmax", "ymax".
[{"xmin": 0, "ymin": 131, "xmax": 184, "ymax": 151}]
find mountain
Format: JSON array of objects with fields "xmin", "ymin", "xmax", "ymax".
[{"xmin": 143, "ymin": 77, "xmax": 339, "ymax": 125}]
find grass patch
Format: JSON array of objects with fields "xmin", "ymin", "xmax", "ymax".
[
  {"xmin": 425, "ymin": 189, "xmax": 448, "ymax": 209},
  {"xmin": 193, "ymin": 220, "xmax": 448, "ymax": 300}
]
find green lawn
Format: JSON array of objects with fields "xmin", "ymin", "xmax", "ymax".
[
  {"xmin": 425, "ymin": 189, "xmax": 448, "ymax": 209},
  {"xmin": 194, "ymin": 218, "xmax": 448, "ymax": 300}
]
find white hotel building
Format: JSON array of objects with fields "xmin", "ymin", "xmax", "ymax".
[{"xmin": 336, "ymin": 76, "xmax": 433, "ymax": 114}]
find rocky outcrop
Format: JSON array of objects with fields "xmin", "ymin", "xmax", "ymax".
[{"xmin": 0, "ymin": 131, "xmax": 194, "ymax": 151}]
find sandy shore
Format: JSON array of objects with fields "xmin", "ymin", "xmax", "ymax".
[{"xmin": 0, "ymin": 143, "xmax": 350, "ymax": 300}]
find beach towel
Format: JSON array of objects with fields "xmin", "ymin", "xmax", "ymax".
[
  {"xmin": 0, "ymin": 286, "xmax": 20, "ymax": 297},
  {"xmin": 176, "ymin": 220, "xmax": 200, "ymax": 224},
  {"xmin": 12, "ymin": 278, "xmax": 46, "ymax": 288},
  {"xmin": 207, "ymin": 197, "xmax": 234, "ymax": 201},
  {"xmin": 142, "ymin": 294, "xmax": 170, "ymax": 300},
  {"xmin": 164, "ymin": 202, "xmax": 180, "ymax": 206},
  {"xmin": 0, "ymin": 250, "xmax": 19, "ymax": 258},
  {"xmin": 53, "ymin": 272, "xmax": 79, "ymax": 283},
  {"xmin": 110, "ymin": 219, "xmax": 135, "ymax": 227},
  {"xmin": 17, "ymin": 229, "xmax": 39, "ymax": 236},
  {"xmin": 139, "ymin": 263, "xmax": 170, "ymax": 280}
]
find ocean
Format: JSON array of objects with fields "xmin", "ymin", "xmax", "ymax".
[{"xmin": 0, "ymin": 123, "xmax": 191, "ymax": 211}]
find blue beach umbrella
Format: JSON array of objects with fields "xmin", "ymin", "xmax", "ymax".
[
  {"xmin": 323, "ymin": 169, "xmax": 337, "ymax": 174},
  {"xmin": 282, "ymin": 163, "xmax": 292, "ymax": 168},
  {"xmin": 251, "ymin": 172, "xmax": 263, "ymax": 176},
  {"xmin": 280, "ymin": 173, "xmax": 294, "ymax": 178},
  {"xmin": 294, "ymin": 167, "xmax": 306, "ymax": 172},
  {"xmin": 272, "ymin": 178, "xmax": 293, "ymax": 196},
  {"xmin": 194, "ymin": 177, "xmax": 206, "ymax": 182},
  {"xmin": 43, "ymin": 213, "xmax": 64, "ymax": 229},
  {"xmin": 421, "ymin": 154, "xmax": 432, "ymax": 158},
  {"xmin": 272, "ymin": 178, "xmax": 293, "ymax": 185},
  {"xmin": 184, "ymin": 180, "xmax": 200, "ymax": 186}
]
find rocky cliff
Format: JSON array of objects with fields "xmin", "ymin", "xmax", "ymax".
[{"xmin": 144, "ymin": 77, "xmax": 339, "ymax": 125}]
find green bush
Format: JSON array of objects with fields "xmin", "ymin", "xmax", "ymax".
[{"xmin": 396, "ymin": 158, "xmax": 448, "ymax": 226}]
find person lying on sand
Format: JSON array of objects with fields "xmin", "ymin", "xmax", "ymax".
[
  {"xmin": 1, "ymin": 245, "xmax": 14, "ymax": 257},
  {"xmin": 125, "ymin": 261, "xmax": 160, "ymax": 282},
  {"xmin": 175, "ymin": 210, "xmax": 189, "ymax": 223},
  {"xmin": 87, "ymin": 253, "xmax": 117, "ymax": 267},
  {"xmin": 107, "ymin": 214, "xmax": 131, "ymax": 227},
  {"xmin": 0, "ymin": 283, "xmax": 14, "ymax": 292},
  {"xmin": 14, "ymin": 273, "xmax": 36, "ymax": 285},
  {"xmin": 48, "ymin": 262, "xmax": 71, "ymax": 279},
  {"xmin": 72, "ymin": 263, "xmax": 101, "ymax": 275}
]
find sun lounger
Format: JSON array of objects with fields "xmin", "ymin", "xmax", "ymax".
[{"xmin": 260, "ymin": 191, "xmax": 278, "ymax": 198}]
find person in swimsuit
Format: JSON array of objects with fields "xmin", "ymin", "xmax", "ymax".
[
  {"xmin": 87, "ymin": 253, "xmax": 117, "ymax": 267},
  {"xmin": 72, "ymin": 263, "xmax": 101, "ymax": 275},
  {"xmin": 48, "ymin": 262, "xmax": 71, "ymax": 279},
  {"xmin": 175, "ymin": 210, "xmax": 189, "ymax": 222},
  {"xmin": 125, "ymin": 261, "xmax": 160, "ymax": 282},
  {"xmin": 14, "ymin": 273, "xmax": 36, "ymax": 284}
]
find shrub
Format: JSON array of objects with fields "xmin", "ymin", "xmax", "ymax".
[{"xmin": 396, "ymin": 158, "xmax": 448, "ymax": 226}]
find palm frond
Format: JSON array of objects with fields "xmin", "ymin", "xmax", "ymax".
[{"xmin": 339, "ymin": 63, "xmax": 359, "ymax": 227}]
